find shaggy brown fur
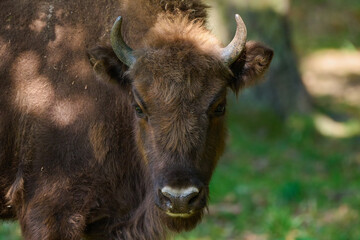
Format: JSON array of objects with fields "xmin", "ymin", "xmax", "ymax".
[{"xmin": 0, "ymin": 0, "xmax": 273, "ymax": 239}]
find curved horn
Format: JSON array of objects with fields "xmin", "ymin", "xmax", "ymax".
[
  {"xmin": 111, "ymin": 16, "xmax": 136, "ymax": 67},
  {"xmin": 221, "ymin": 14, "xmax": 247, "ymax": 66}
]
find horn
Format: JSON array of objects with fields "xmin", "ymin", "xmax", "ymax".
[
  {"xmin": 110, "ymin": 16, "xmax": 136, "ymax": 67},
  {"xmin": 221, "ymin": 14, "xmax": 247, "ymax": 66}
]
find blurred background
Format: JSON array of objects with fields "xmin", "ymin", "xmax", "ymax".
[{"xmin": 1, "ymin": 0, "xmax": 360, "ymax": 239}]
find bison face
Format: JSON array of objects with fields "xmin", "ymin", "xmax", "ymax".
[
  {"xmin": 127, "ymin": 43, "xmax": 229, "ymax": 230},
  {"xmin": 87, "ymin": 14, "xmax": 272, "ymax": 232}
]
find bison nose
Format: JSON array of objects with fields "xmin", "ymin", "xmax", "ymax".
[{"xmin": 159, "ymin": 186, "xmax": 204, "ymax": 217}]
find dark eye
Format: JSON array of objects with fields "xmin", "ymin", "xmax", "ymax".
[
  {"xmin": 134, "ymin": 105, "xmax": 145, "ymax": 118},
  {"xmin": 214, "ymin": 103, "xmax": 226, "ymax": 116}
]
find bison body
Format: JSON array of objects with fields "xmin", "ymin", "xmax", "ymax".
[{"xmin": 0, "ymin": 0, "xmax": 273, "ymax": 239}]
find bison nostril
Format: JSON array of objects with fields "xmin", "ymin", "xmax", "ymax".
[
  {"xmin": 158, "ymin": 189, "xmax": 173, "ymax": 209},
  {"xmin": 188, "ymin": 192, "xmax": 199, "ymax": 205},
  {"xmin": 159, "ymin": 186, "xmax": 201, "ymax": 214}
]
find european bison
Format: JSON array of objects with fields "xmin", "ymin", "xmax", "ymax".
[{"xmin": 0, "ymin": 0, "xmax": 273, "ymax": 239}]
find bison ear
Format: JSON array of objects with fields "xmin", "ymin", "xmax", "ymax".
[
  {"xmin": 228, "ymin": 41, "xmax": 274, "ymax": 94},
  {"xmin": 87, "ymin": 46, "xmax": 130, "ymax": 86}
]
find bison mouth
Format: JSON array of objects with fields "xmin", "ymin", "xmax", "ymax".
[
  {"xmin": 164, "ymin": 211, "xmax": 196, "ymax": 218},
  {"xmin": 158, "ymin": 207, "xmax": 205, "ymax": 232},
  {"xmin": 155, "ymin": 198, "xmax": 206, "ymax": 219}
]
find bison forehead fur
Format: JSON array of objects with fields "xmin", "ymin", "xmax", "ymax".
[{"xmin": 0, "ymin": 0, "xmax": 273, "ymax": 239}]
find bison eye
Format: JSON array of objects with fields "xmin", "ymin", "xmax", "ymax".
[
  {"xmin": 214, "ymin": 103, "xmax": 226, "ymax": 116},
  {"xmin": 134, "ymin": 104, "xmax": 145, "ymax": 118}
]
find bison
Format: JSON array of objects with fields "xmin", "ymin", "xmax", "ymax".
[{"xmin": 0, "ymin": 0, "xmax": 273, "ymax": 239}]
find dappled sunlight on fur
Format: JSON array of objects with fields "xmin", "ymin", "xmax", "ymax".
[
  {"xmin": 11, "ymin": 51, "xmax": 55, "ymax": 115},
  {"xmin": 29, "ymin": 11, "xmax": 47, "ymax": 33},
  {"xmin": 88, "ymin": 122, "xmax": 110, "ymax": 164},
  {"xmin": 50, "ymin": 96, "xmax": 93, "ymax": 127},
  {"xmin": 69, "ymin": 58, "xmax": 93, "ymax": 80},
  {"xmin": 48, "ymin": 25, "xmax": 86, "ymax": 52},
  {"xmin": 0, "ymin": 37, "xmax": 11, "ymax": 69}
]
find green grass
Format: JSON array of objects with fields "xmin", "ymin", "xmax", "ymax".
[{"xmin": 0, "ymin": 222, "xmax": 21, "ymax": 240}]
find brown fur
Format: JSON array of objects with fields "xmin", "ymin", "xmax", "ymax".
[{"xmin": 0, "ymin": 0, "xmax": 273, "ymax": 239}]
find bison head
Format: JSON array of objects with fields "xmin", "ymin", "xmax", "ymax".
[{"xmin": 91, "ymin": 14, "xmax": 273, "ymax": 232}]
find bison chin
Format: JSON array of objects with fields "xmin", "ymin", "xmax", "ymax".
[{"xmin": 159, "ymin": 208, "xmax": 205, "ymax": 232}]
